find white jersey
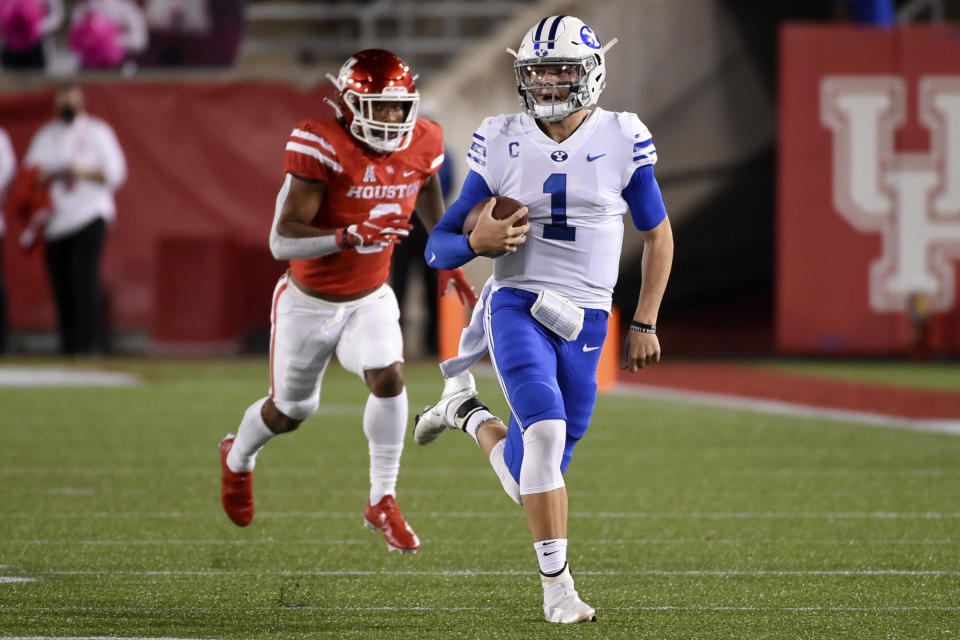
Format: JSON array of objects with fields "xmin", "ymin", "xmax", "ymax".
[
  {"xmin": 465, "ymin": 108, "xmax": 656, "ymax": 311},
  {"xmin": 0, "ymin": 128, "xmax": 15, "ymax": 236}
]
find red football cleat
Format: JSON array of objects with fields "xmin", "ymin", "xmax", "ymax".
[
  {"xmin": 363, "ymin": 495, "xmax": 420, "ymax": 553},
  {"xmin": 219, "ymin": 435, "xmax": 254, "ymax": 527}
]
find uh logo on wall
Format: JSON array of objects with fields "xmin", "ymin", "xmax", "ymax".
[
  {"xmin": 821, "ymin": 76, "xmax": 960, "ymax": 314},
  {"xmin": 777, "ymin": 26, "xmax": 960, "ymax": 354}
]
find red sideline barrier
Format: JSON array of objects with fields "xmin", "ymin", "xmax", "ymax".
[
  {"xmin": 777, "ymin": 25, "xmax": 960, "ymax": 355},
  {"xmin": 0, "ymin": 81, "xmax": 332, "ymax": 346},
  {"xmin": 153, "ymin": 236, "xmax": 286, "ymax": 351},
  {"xmin": 616, "ymin": 361, "xmax": 960, "ymax": 420},
  {"xmin": 153, "ymin": 237, "xmax": 243, "ymax": 346}
]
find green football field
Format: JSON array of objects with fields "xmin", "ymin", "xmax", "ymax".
[{"xmin": 1, "ymin": 358, "xmax": 958, "ymax": 639}]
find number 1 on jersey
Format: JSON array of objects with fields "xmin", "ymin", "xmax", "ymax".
[{"xmin": 542, "ymin": 173, "xmax": 576, "ymax": 241}]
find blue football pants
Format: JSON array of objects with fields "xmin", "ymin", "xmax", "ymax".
[{"xmin": 485, "ymin": 287, "xmax": 608, "ymax": 484}]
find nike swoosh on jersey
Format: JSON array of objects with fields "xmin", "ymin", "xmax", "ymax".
[
  {"xmin": 582, "ymin": 345, "xmax": 600, "ymax": 352},
  {"xmin": 586, "ymin": 153, "xmax": 606, "ymax": 162},
  {"xmin": 403, "ymin": 170, "xmax": 417, "ymax": 176}
]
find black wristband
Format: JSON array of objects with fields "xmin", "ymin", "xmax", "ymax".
[
  {"xmin": 335, "ymin": 227, "xmax": 351, "ymax": 250},
  {"xmin": 630, "ymin": 321, "xmax": 656, "ymax": 334},
  {"xmin": 465, "ymin": 232, "xmax": 477, "ymax": 256}
]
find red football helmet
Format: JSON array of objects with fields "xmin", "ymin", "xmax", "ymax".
[{"xmin": 326, "ymin": 49, "xmax": 419, "ymax": 154}]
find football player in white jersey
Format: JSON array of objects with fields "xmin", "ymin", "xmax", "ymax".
[{"xmin": 415, "ymin": 15, "xmax": 673, "ymax": 623}]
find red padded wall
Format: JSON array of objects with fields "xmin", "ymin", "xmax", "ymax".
[{"xmin": 0, "ymin": 81, "xmax": 331, "ymax": 346}]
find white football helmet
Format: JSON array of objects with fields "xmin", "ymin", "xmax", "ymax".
[{"xmin": 508, "ymin": 16, "xmax": 617, "ymax": 122}]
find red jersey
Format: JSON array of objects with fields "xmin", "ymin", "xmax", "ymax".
[{"xmin": 281, "ymin": 117, "xmax": 444, "ymax": 295}]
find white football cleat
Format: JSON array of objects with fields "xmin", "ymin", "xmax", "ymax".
[
  {"xmin": 414, "ymin": 371, "xmax": 482, "ymax": 445},
  {"xmin": 541, "ymin": 564, "xmax": 596, "ymax": 624}
]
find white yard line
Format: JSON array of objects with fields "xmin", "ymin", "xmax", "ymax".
[
  {"xmin": 3, "ymin": 467, "xmax": 957, "ymax": 480},
  {"xmin": 0, "ymin": 367, "xmax": 138, "ymax": 388},
  {"xmin": 3, "ymin": 538, "xmax": 953, "ymax": 546},
  {"xmin": 5, "ymin": 510, "xmax": 959, "ymax": 519},
  {"xmin": 608, "ymin": 383, "xmax": 960, "ymax": 435},
  {"xmin": 0, "ymin": 467, "xmax": 491, "ymax": 477},
  {"xmin": 570, "ymin": 511, "xmax": 960, "ymax": 519},
  {"xmin": 26, "ymin": 569, "xmax": 960, "ymax": 577},
  {"xmin": 1, "ymin": 637, "xmax": 218, "ymax": 640},
  {"xmin": 4, "ymin": 606, "xmax": 958, "ymax": 615},
  {"xmin": 607, "ymin": 605, "xmax": 960, "ymax": 612}
]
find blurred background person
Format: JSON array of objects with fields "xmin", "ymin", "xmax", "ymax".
[
  {"xmin": 390, "ymin": 140, "xmax": 455, "ymax": 357},
  {"xmin": 0, "ymin": 126, "xmax": 15, "ymax": 354},
  {"xmin": 0, "ymin": 0, "xmax": 63, "ymax": 70},
  {"xmin": 144, "ymin": 0, "xmax": 211, "ymax": 33},
  {"xmin": 136, "ymin": 0, "xmax": 242, "ymax": 67},
  {"xmin": 68, "ymin": 0, "xmax": 146, "ymax": 69},
  {"xmin": 835, "ymin": 0, "xmax": 897, "ymax": 24},
  {"xmin": 23, "ymin": 83, "xmax": 126, "ymax": 355}
]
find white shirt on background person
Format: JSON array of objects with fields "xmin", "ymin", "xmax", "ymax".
[
  {"xmin": 0, "ymin": 128, "xmax": 16, "ymax": 237},
  {"xmin": 24, "ymin": 113, "xmax": 126, "ymax": 241}
]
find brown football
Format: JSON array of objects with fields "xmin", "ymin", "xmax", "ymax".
[{"xmin": 462, "ymin": 196, "xmax": 527, "ymax": 234}]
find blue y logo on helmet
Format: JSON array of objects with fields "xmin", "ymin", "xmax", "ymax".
[
  {"xmin": 535, "ymin": 49, "xmax": 549, "ymax": 57},
  {"xmin": 580, "ymin": 26, "xmax": 601, "ymax": 49}
]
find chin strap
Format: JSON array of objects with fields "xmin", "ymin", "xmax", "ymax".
[
  {"xmin": 323, "ymin": 97, "xmax": 342, "ymax": 119},
  {"xmin": 505, "ymin": 47, "xmax": 519, "ymax": 59}
]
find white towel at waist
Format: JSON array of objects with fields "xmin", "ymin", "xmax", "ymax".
[{"xmin": 439, "ymin": 276, "xmax": 493, "ymax": 379}]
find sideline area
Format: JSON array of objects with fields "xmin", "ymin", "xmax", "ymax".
[
  {"xmin": 608, "ymin": 361, "xmax": 960, "ymax": 436},
  {"xmin": 615, "ymin": 361, "xmax": 960, "ymax": 420},
  {"xmin": 0, "ymin": 366, "xmax": 139, "ymax": 388}
]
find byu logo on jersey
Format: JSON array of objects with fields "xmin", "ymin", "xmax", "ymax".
[
  {"xmin": 550, "ymin": 150, "xmax": 568, "ymax": 162},
  {"xmin": 821, "ymin": 76, "xmax": 960, "ymax": 312}
]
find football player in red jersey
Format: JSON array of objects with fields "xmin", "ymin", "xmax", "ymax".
[{"xmin": 218, "ymin": 49, "xmax": 476, "ymax": 553}]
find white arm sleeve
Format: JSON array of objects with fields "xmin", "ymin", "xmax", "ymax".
[
  {"xmin": 0, "ymin": 129, "xmax": 12, "ymax": 235},
  {"xmin": 269, "ymin": 173, "xmax": 343, "ymax": 260},
  {"xmin": 0, "ymin": 130, "xmax": 15, "ymax": 194},
  {"xmin": 98, "ymin": 122, "xmax": 126, "ymax": 189},
  {"xmin": 269, "ymin": 228, "xmax": 342, "ymax": 260},
  {"xmin": 115, "ymin": 0, "xmax": 148, "ymax": 53},
  {"xmin": 41, "ymin": 0, "xmax": 65, "ymax": 34},
  {"xmin": 24, "ymin": 127, "xmax": 45, "ymax": 167}
]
